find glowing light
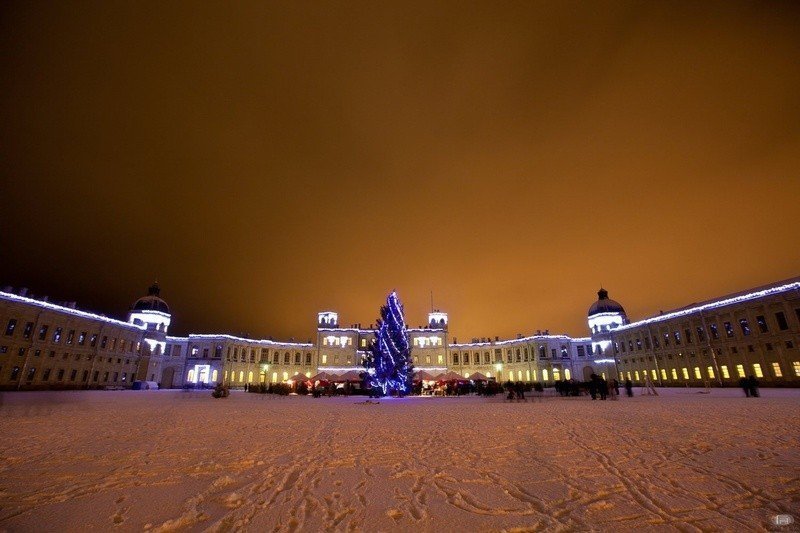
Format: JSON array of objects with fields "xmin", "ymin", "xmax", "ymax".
[
  {"xmin": 186, "ymin": 333, "xmax": 312, "ymax": 347},
  {"xmin": 615, "ymin": 281, "xmax": 800, "ymax": 331},
  {"xmin": 594, "ymin": 358, "xmax": 616, "ymax": 364},
  {"xmin": 0, "ymin": 291, "xmax": 146, "ymax": 330}
]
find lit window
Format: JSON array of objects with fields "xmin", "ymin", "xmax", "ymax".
[
  {"xmin": 681, "ymin": 368, "xmax": 689, "ymax": 380},
  {"xmin": 564, "ymin": 369, "xmax": 570, "ymax": 380},
  {"xmin": 772, "ymin": 362, "xmax": 782, "ymax": 378},
  {"xmin": 694, "ymin": 367, "xmax": 701, "ymax": 379},
  {"xmin": 651, "ymin": 369, "xmax": 657, "ymax": 380},
  {"xmin": 437, "ymin": 355, "xmax": 443, "ymax": 364},
  {"xmin": 736, "ymin": 364, "xmax": 745, "ymax": 378},
  {"xmin": 634, "ymin": 370, "xmax": 640, "ymax": 381},
  {"xmin": 4, "ymin": 319, "xmax": 17, "ymax": 336},
  {"xmin": 660, "ymin": 369, "xmax": 667, "ymax": 380},
  {"xmin": 671, "ymin": 368, "xmax": 678, "ymax": 380},
  {"xmin": 721, "ymin": 365, "xmax": 729, "ymax": 379},
  {"xmin": 707, "ymin": 366, "xmax": 715, "ymax": 379},
  {"xmin": 792, "ymin": 361, "xmax": 800, "ymax": 377},
  {"xmin": 752, "ymin": 364, "xmax": 763, "ymax": 378}
]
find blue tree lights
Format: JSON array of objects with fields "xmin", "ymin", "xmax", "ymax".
[{"xmin": 363, "ymin": 291, "xmax": 414, "ymax": 396}]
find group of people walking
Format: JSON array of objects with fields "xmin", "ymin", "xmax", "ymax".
[{"xmin": 739, "ymin": 375, "xmax": 760, "ymax": 397}]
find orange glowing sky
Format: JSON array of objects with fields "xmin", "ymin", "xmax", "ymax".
[{"xmin": 1, "ymin": 1, "xmax": 798, "ymax": 341}]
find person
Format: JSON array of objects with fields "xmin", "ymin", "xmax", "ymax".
[
  {"xmin": 624, "ymin": 378, "xmax": 633, "ymax": 397},
  {"xmin": 599, "ymin": 377, "xmax": 608, "ymax": 400},
  {"xmin": 739, "ymin": 376, "xmax": 750, "ymax": 397},
  {"xmin": 642, "ymin": 374, "xmax": 659, "ymax": 396},
  {"xmin": 588, "ymin": 374, "xmax": 598, "ymax": 400},
  {"xmin": 608, "ymin": 379, "xmax": 618, "ymax": 401},
  {"xmin": 747, "ymin": 375, "xmax": 759, "ymax": 398}
]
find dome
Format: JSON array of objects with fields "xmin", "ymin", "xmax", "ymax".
[
  {"xmin": 132, "ymin": 283, "xmax": 170, "ymax": 314},
  {"xmin": 587, "ymin": 288, "xmax": 626, "ymax": 317}
]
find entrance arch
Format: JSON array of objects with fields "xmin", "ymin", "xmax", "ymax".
[{"xmin": 582, "ymin": 366, "xmax": 595, "ymax": 381}]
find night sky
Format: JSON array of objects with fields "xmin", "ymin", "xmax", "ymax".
[{"xmin": 1, "ymin": 1, "xmax": 798, "ymax": 342}]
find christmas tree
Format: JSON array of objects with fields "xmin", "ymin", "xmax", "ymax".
[{"xmin": 363, "ymin": 291, "xmax": 414, "ymax": 396}]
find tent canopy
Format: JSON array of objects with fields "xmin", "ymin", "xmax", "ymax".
[
  {"xmin": 414, "ymin": 370, "xmax": 442, "ymax": 381},
  {"xmin": 309, "ymin": 371, "xmax": 333, "ymax": 382},
  {"xmin": 330, "ymin": 370, "xmax": 363, "ymax": 382},
  {"xmin": 287, "ymin": 373, "xmax": 310, "ymax": 382},
  {"xmin": 468, "ymin": 372, "xmax": 489, "ymax": 381},
  {"xmin": 438, "ymin": 371, "xmax": 468, "ymax": 381}
]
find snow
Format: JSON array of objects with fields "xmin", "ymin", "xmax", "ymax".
[{"xmin": 0, "ymin": 388, "xmax": 798, "ymax": 532}]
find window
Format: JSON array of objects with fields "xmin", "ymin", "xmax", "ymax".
[
  {"xmin": 42, "ymin": 368, "xmax": 51, "ymax": 381},
  {"xmin": 577, "ymin": 346, "xmax": 585, "ymax": 357},
  {"xmin": 736, "ymin": 364, "xmax": 745, "ymax": 378},
  {"xmin": 636, "ymin": 339, "xmax": 642, "ymax": 350},
  {"xmin": 739, "ymin": 318, "xmax": 751, "ymax": 336},
  {"xmin": 284, "ymin": 353, "xmax": 290, "ymax": 364},
  {"xmin": 90, "ymin": 334, "xmax": 98, "ymax": 347},
  {"xmin": 10, "ymin": 366, "xmax": 20, "ymax": 380},
  {"xmin": 634, "ymin": 370, "xmax": 640, "ymax": 381},
  {"xmin": 551, "ymin": 348, "xmax": 557, "ymax": 359},
  {"xmin": 628, "ymin": 340, "xmax": 634, "ymax": 352},
  {"xmin": 696, "ymin": 327, "xmax": 705, "ymax": 342},
  {"xmin": 22, "ymin": 322, "xmax": 34, "ymax": 339},
  {"xmin": 18, "ymin": 347, "xmax": 25, "ymax": 357},
  {"xmin": 752, "ymin": 363, "xmax": 763, "ymax": 378},
  {"xmin": 57, "ymin": 368, "xmax": 65, "ymax": 381},
  {"xmin": 294, "ymin": 353, "xmax": 301, "ymax": 364},
  {"xmin": 775, "ymin": 312, "xmax": 788, "ymax": 331},
  {"xmin": 772, "ymin": 362, "xmax": 782, "ymax": 378},
  {"xmin": 69, "ymin": 369, "xmax": 77, "ymax": 381},
  {"xmin": 305, "ymin": 353, "xmax": 312, "ymax": 364},
  {"xmin": 644, "ymin": 337, "xmax": 651, "ymax": 350},
  {"xmin": 723, "ymin": 322, "xmax": 734, "ymax": 338},
  {"xmin": 694, "ymin": 367, "xmax": 701, "ymax": 379},
  {"xmin": 652, "ymin": 336, "xmax": 660, "ymax": 349},
  {"xmin": 787, "ymin": 340, "xmax": 794, "ymax": 349},
  {"xmin": 793, "ymin": 361, "xmax": 800, "ymax": 377},
  {"xmin": 673, "ymin": 332, "xmax": 681, "ymax": 345},
  {"xmin": 671, "ymin": 368, "xmax": 678, "ymax": 380},
  {"xmin": 203, "ymin": 348, "xmax": 209, "ymax": 358},
  {"xmin": 709, "ymin": 323, "xmax": 719, "ymax": 339},
  {"xmin": 4, "ymin": 319, "xmax": 17, "ymax": 336},
  {"xmin": 463, "ymin": 353, "xmax": 470, "ymax": 364},
  {"xmin": 66, "ymin": 330, "xmax": 75, "ymax": 344},
  {"xmin": 101, "ymin": 336, "xmax": 108, "ymax": 349},
  {"xmin": 685, "ymin": 329, "xmax": 692, "ymax": 344},
  {"xmin": 755, "ymin": 316, "xmax": 768, "ymax": 333},
  {"xmin": 721, "ymin": 365, "xmax": 729, "ymax": 379},
  {"xmin": 38, "ymin": 325, "xmax": 49, "ymax": 340},
  {"xmin": 561, "ymin": 346, "xmax": 569, "ymax": 358},
  {"xmin": 663, "ymin": 333, "xmax": 670, "ymax": 346},
  {"xmin": 681, "ymin": 367, "xmax": 689, "ymax": 380},
  {"xmin": 453, "ymin": 354, "xmax": 459, "ymax": 364},
  {"xmin": 660, "ymin": 369, "xmax": 667, "ymax": 380},
  {"xmin": 78, "ymin": 331, "xmax": 86, "ymax": 345},
  {"xmin": 707, "ymin": 366, "xmax": 715, "ymax": 379},
  {"xmin": 53, "ymin": 327, "xmax": 62, "ymax": 343}
]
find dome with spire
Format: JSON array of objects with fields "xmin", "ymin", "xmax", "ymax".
[
  {"xmin": 131, "ymin": 283, "xmax": 170, "ymax": 314},
  {"xmin": 587, "ymin": 288, "xmax": 626, "ymax": 317}
]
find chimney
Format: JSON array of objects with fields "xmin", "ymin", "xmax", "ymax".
[
  {"xmin": 495, "ymin": 336, "xmax": 499, "ymax": 342},
  {"xmin": 19, "ymin": 287, "xmax": 29, "ymax": 297},
  {"xmin": 42, "ymin": 296, "xmax": 49, "ymax": 302},
  {"xmin": 68, "ymin": 301, "xmax": 77, "ymax": 309}
]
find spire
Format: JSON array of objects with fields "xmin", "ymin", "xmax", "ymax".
[
  {"xmin": 147, "ymin": 282, "xmax": 160, "ymax": 297},
  {"xmin": 597, "ymin": 287, "xmax": 608, "ymax": 300}
]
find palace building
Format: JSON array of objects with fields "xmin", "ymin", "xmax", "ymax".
[{"xmin": 1, "ymin": 277, "xmax": 798, "ymax": 390}]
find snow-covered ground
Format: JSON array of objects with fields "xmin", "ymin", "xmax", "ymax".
[{"xmin": 0, "ymin": 388, "xmax": 798, "ymax": 532}]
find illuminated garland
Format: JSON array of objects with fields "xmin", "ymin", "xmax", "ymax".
[{"xmin": 363, "ymin": 291, "xmax": 414, "ymax": 396}]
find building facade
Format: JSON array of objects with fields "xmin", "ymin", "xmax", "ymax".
[{"xmin": 1, "ymin": 277, "xmax": 798, "ymax": 390}]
